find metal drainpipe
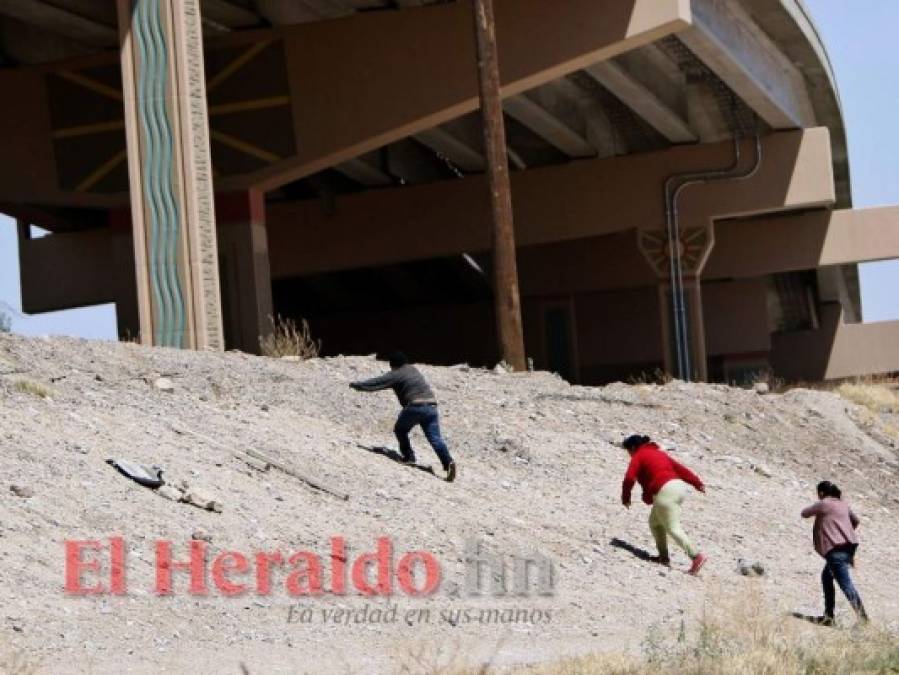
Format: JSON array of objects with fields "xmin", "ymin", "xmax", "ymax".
[
  {"xmin": 664, "ymin": 133, "xmax": 762, "ymax": 380},
  {"xmin": 663, "ymin": 138, "xmax": 741, "ymax": 380}
]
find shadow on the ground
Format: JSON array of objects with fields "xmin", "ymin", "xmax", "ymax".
[
  {"xmin": 356, "ymin": 444, "xmax": 435, "ymax": 476},
  {"xmin": 789, "ymin": 611, "xmax": 834, "ymax": 627},
  {"xmin": 610, "ymin": 537, "xmax": 654, "ymax": 562}
]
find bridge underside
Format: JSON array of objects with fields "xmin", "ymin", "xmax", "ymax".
[{"xmin": 3, "ymin": 0, "xmax": 898, "ymax": 383}]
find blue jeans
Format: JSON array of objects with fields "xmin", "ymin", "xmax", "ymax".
[
  {"xmin": 822, "ymin": 546, "xmax": 863, "ymax": 618},
  {"xmin": 394, "ymin": 405, "xmax": 453, "ymax": 469}
]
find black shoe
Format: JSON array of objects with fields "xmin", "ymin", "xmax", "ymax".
[
  {"xmin": 811, "ymin": 615, "xmax": 835, "ymax": 627},
  {"xmin": 445, "ymin": 461, "xmax": 457, "ymax": 483}
]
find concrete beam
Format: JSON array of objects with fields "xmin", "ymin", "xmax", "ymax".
[
  {"xmin": 686, "ymin": 79, "xmax": 731, "ymax": 143},
  {"xmin": 0, "ymin": 0, "xmax": 689, "ymax": 205},
  {"xmin": 334, "ymin": 157, "xmax": 393, "ymax": 187},
  {"xmin": 243, "ymin": 0, "xmax": 690, "ymax": 190},
  {"xmin": 414, "ymin": 127, "xmax": 486, "ymax": 172},
  {"xmin": 772, "ymin": 304, "xmax": 899, "ymax": 381},
  {"xmin": 266, "ymin": 128, "xmax": 835, "ymax": 278},
  {"xmin": 549, "ymin": 77, "xmax": 622, "ymax": 158},
  {"xmin": 584, "ymin": 56, "xmax": 696, "ymax": 143},
  {"xmin": 0, "ymin": 0, "xmax": 117, "ymax": 47},
  {"xmin": 503, "ymin": 94, "xmax": 596, "ymax": 158},
  {"xmin": 678, "ymin": 0, "xmax": 815, "ymax": 129},
  {"xmin": 706, "ymin": 206, "xmax": 899, "ymax": 279},
  {"xmin": 200, "ymin": 0, "xmax": 260, "ymax": 28}
]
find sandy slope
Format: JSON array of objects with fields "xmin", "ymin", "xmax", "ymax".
[{"xmin": 1, "ymin": 334, "xmax": 897, "ymax": 674}]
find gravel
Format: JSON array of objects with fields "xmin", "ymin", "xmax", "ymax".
[{"xmin": 0, "ymin": 333, "xmax": 897, "ymax": 673}]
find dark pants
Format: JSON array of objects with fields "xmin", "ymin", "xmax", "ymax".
[
  {"xmin": 394, "ymin": 404, "xmax": 453, "ymax": 469},
  {"xmin": 822, "ymin": 546, "xmax": 864, "ymax": 618}
]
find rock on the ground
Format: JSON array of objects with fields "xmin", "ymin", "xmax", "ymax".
[
  {"xmin": 10, "ymin": 485, "xmax": 34, "ymax": 498},
  {"xmin": 156, "ymin": 485, "xmax": 183, "ymax": 501},
  {"xmin": 154, "ymin": 377, "xmax": 175, "ymax": 393}
]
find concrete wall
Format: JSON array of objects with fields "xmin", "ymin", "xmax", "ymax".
[
  {"xmin": 18, "ymin": 226, "xmax": 138, "ymax": 338},
  {"xmin": 707, "ymin": 205, "xmax": 899, "ymax": 280},
  {"xmin": 702, "ymin": 278, "xmax": 771, "ymax": 357},
  {"xmin": 0, "ymin": 0, "xmax": 688, "ymax": 206},
  {"xmin": 267, "ymin": 129, "xmax": 835, "ymax": 278},
  {"xmin": 772, "ymin": 304, "xmax": 899, "ymax": 381}
]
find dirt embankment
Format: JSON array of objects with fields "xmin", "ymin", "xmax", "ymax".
[{"xmin": 1, "ymin": 334, "xmax": 897, "ymax": 674}]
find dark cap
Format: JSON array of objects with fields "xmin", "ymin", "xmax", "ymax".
[
  {"xmin": 622, "ymin": 434, "xmax": 651, "ymax": 451},
  {"xmin": 388, "ymin": 351, "xmax": 409, "ymax": 368}
]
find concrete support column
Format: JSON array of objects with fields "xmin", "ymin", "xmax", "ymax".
[
  {"xmin": 216, "ymin": 191, "xmax": 273, "ymax": 353},
  {"xmin": 655, "ymin": 279, "xmax": 709, "ymax": 381},
  {"xmin": 117, "ymin": 0, "xmax": 224, "ymax": 349},
  {"xmin": 640, "ymin": 226, "xmax": 714, "ymax": 381}
]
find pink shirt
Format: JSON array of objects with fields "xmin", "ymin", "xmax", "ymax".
[{"xmin": 801, "ymin": 497, "xmax": 859, "ymax": 557}]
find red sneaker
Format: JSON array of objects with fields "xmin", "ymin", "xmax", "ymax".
[{"xmin": 687, "ymin": 553, "xmax": 708, "ymax": 576}]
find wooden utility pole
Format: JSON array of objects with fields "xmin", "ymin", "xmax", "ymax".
[{"xmin": 472, "ymin": 0, "xmax": 527, "ymax": 371}]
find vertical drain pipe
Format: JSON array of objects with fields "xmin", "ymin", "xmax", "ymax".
[
  {"xmin": 663, "ymin": 138, "xmax": 741, "ymax": 379},
  {"xmin": 664, "ymin": 133, "xmax": 762, "ymax": 380}
]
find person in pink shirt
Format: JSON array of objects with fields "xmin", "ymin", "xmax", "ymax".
[{"xmin": 800, "ymin": 480, "xmax": 868, "ymax": 626}]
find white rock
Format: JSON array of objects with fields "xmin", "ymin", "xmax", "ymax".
[
  {"xmin": 153, "ymin": 377, "xmax": 175, "ymax": 393},
  {"xmin": 753, "ymin": 463, "xmax": 773, "ymax": 478},
  {"xmin": 156, "ymin": 485, "xmax": 183, "ymax": 502}
]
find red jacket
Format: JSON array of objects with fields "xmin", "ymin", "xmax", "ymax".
[{"xmin": 621, "ymin": 442, "xmax": 703, "ymax": 505}]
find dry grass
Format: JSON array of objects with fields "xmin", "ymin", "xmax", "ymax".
[
  {"xmin": 12, "ymin": 379, "xmax": 51, "ymax": 399},
  {"xmin": 627, "ymin": 368, "xmax": 674, "ymax": 386},
  {"xmin": 259, "ymin": 315, "xmax": 321, "ymax": 360},
  {"xmin": 837, "ymin": 380, "xmax": 899, "ymax": 415},
  {"xmin": 492, "ymin": 594, "xmax": 899, "ymax": 675},
  {"xmin": 0, "ymin": 649, "xmax": 40, "ymax": 675}
]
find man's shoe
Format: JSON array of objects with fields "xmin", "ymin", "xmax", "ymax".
[
  {"xmin": 687, "ymin": 553, "xmax": 708, "ymax": 576},
  {"xmin": 811, "ymin": 615, "xmax": 835, "ymax": 627},
  {"xmin": 649, "ymin": 555, "xmax": 671, "ymax": 567},
  {"xmin": 445, "ymin": 461, "xmax": 457, "ymax": 483}
]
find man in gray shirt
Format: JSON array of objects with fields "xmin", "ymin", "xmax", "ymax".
[{"xmin": 350, "ymin": 351, "xmax": 457, "ymax": 482}]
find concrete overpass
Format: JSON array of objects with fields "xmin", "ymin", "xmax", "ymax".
[{"xmin": 3, "ymin": 0, "xmax": 899, "ymax": 383}]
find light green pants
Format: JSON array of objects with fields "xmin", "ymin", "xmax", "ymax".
[{"xmin": 649, "ymin": 479, "xmax": 698, "ymax": 559}]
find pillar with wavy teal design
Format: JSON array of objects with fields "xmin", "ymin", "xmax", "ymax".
[{"xmin": 117, "ymin": 0, "xmax": 224, "ymax": 350}]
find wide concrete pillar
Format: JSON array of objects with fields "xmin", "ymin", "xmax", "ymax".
[
  {"xmin": 216, "ymin": 191, "xmax": 273, "ymax": 353},
  {"xmin": 640, "ymin": 226, "xmax": 714, "ymax": 381},
  {"xmin": 117, "ymin": 0, "xmax": 224, "ymax": 349}
]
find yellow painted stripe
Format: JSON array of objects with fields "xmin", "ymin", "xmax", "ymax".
[
  {"xmin": 76, "ymin": 149, "xmax": 128, "ymax": 192},
  {"xmin": 58, "ymin": 70, "xmax": 123, "ymax": 101},
  {"xmin": 210, "ymin": 130, "xmax": 280, "ymax": 163},
  {"xmin": 207, "ymin": 40, "xmax": 273, "ymax": 92},
  {"xmin": 52, "ymin": 120, "xmax": 125, "ymax": 139},
  {"xmin": 209, "ymin": 96, "xmax": 290, "ymax": 115}
]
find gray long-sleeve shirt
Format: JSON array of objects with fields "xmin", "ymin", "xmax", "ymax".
[{"xmin": 350, "ymin": 364, "xmax": 437, "ymax": 407}]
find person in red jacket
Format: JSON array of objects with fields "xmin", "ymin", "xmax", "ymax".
[{"xmin": 621, "ymin": 434, "xmax": 708, "ymax": 575}]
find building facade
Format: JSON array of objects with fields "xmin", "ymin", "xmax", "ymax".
[{"xmin": 3, "ymin": 0, "xmax": 899, "ymax": 383}]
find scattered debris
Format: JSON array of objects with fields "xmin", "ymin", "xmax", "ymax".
[
  {"xmin": 9, "ymin": 485, "xmax": 34, "ymax": 498},
  {"xmin": 106, "ymin": 459, "xmax": 164, "ymax": 488},
  {"xmin": 153, "ymin": 377, "xmax": 175, "ymax": 393},
  {"xmin": 737, "ymin": 559, "xmax": 766, "ymax": 577},
  {"xmin": 192, "ymin": 529, "xmax": 213, "ymax": 543},
  {"xmin": 181, "ymin": 488, "xmax": 223, "ymax": 513},
  {"xmin": 243, "ymin": 457, "xmax": 270, "ymax": 473},
  {"xmin": 752, "ymin": 463, "xmax": 773, "ymax": 478},
  {"xmin": 156, "ymin": 485, "xmax": 183, "ymax": 502}
]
